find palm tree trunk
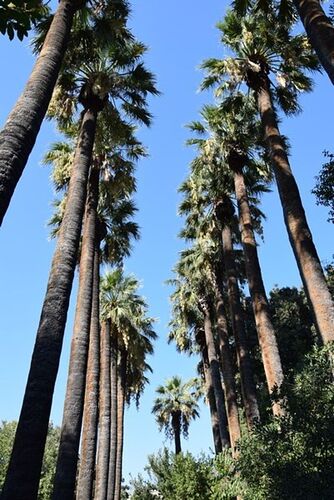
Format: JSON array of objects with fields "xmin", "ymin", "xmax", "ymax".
[
  {"xmin": 202, "ymin": 346, "xmax": 222, "ymax": 454},
  {"xmin": 76, "ymin": 242, "xmax": 100, "ymax": 500},
  {"xmin": 221, "ymin": 219, "xmax": 260, "ymax": 428},
  {"xmin": 0, "ymin": 0, "xmax": 81, "ymax": 226},
  {"xmin": 95, "ymin": 320, "xmax": 112, "ymax": 500},
  {"xmin": 1, "ymin": 107, "xmax": 97, "ymax": 500},
  {"xmin": 231, "ymin": 158, "xmax": 284, "ymax": 416},
  {"xmin": 114, "ymin": 350, "xmax": 127, "ymax": 500},
  {"xmin": 213, "ymin": 273, "xmax": 241, "ymax": 454},
  {"xmin": 293, "ymin": 0, "xmax": 334, "ymax": 85},
  {"xmin": 257, "ymin": 77, "xmax": 334, "ymax": 344},
  {"xmin": 200, "ymin": 298, "xmax": 230, "ymax": 448},
  {"xmin": 172, "ymin": 411, "xmax": 182, "ymax": 454},
  {"xmin": 53, "ymin": 165, "xmax": 99, "ymax": 500},
  {"xmin": 107, "ymin": 333, "xmax": 119, "ymax": 500}
]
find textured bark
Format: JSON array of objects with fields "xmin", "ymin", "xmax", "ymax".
[
  {"xmin": 213, "ymin": 275, "xmax": 241, "ymax": 455},
  {"xmin": 95, "ymin": 320, "xmax": 112, "ymax": 500},
  {"xmin": 221, "ymin": 222, "xmax": 260, "ymax": 428},
  {"xmin": 76, "ymin": 243, "xmax": 100, "ymax": 500},
  {"xmin": 202, "ymin": 347, "xmax": 222, "ymax": 454},
  {"xmin": 107, "ymin": 333, "xmax": 119, "ymax": 500},
  {"xmin": 257, "ymin": 78, "xmax": 334, "ymax": 344},
  {"xmin": 1, "ymin": 108, "xmax": 97, "ymax": 500},
  {"xmin": 0, "ymin": 0, "xmax": 79, "ymax": 226},
  {"xmin": 293, "ymin": 0, "xmax": 334, "ymax": 85},
  {"xmin": 201, "ymin": 300, "xmax": 230, "ymax": 448},
  {"xmin": 172, "ymin": 411, "xmax": 182, "ymax": 454},
  {"xmin": 232, "ymin": 160, "xmax": 284, "ymax": 416},
  {"xmin": 114, "ymin": 351, "xmax": 126, "ymax": 500},
  {"xmin": 53, "ymin": 165, "xmax": 99, "ymax": 500}
]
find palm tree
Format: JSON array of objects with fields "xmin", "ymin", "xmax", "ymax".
[
  {"xmin": 185, "ymin": 96, "xmax": 285, "ymax": 416},
  {"xmin": 180, "ymin": 116, "xmax": 261, "ymax": 426},
  {"xmin": 152, "ymin": 376, "xmax": 200, "ymax": 454},
  {"xmin": 195, "ymin": 328, "xmax": 222, "ymax": 454},
  {"xmin": 202, "ymin": 9, "xmax": 334, "ymax": 345},
  {"xmin": 168, "ymin": 265, "xmax": 230, "ymax": 449},
  {"xmin": 52, "ymin": 125, "xmax": 146, "ymax": 500},
  {"xmin": 76, "ymin": 243, "xmax": 100, "ymax": 500},
  {"xmin": 3, "ymin": 24, "xmax": 156, "ymax": 500},
  {"xmin": 99, "ymin": 269, "xmax": 156, "ymax": 500},
  {"xmin": 0, "ymin": 0, "xmax": 85, "ymax": 226},
  {"xmin": 234, "ymin": 0, "xmax": 334, "ymax": 86}
]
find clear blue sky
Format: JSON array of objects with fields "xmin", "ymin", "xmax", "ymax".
[{"xmin": 0, "ymin": 0, "xmax": 333, "ymax": 484}]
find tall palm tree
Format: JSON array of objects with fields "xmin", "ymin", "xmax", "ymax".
[
  {"xmin": 185, "ymin": 96, "xmax": 285, "ymax": 416},
  {"xmin": 52, "ymin": 124, "xmax": 146, "ymax": 500},
  {"xmin": 99, "ymin": 269, "xmax": 156, "ymax": 500},
  {"xmin": 234, "ymin": 0, "xmax": 334, "ymax": 86},
  {"xmin": 152, "ymin": 376, "xmax": 200, "ymax": 454},
  {"xmin": 3, "ymin": 26, "xmax": 156, "ymax": 500},
  {"xmin": 168, "ymin": 264, "xmax": 230, "ymax": 448},
  {"xmin": 202, "ymin": 10, "xmax": 334, "ymax": 345},
  {"xmin": 0, "ymin": 0, "xmax": 109, "ymax": 225},
  {"xmin": 180, "ymin": 119, "xmax": 261, "ymax": 426}
]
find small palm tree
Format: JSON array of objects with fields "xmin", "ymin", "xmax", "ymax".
[{"xmin": 152, "ymin": 376, "xmax": 200, "ymax": 454}]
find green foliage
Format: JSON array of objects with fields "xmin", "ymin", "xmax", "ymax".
[
  {"xmin": 131, "ymin": 450, "xmax": 212, "ymax": 500},
  {"xmin": 0, "ymin": 422, "xmax": 60, "ymax": 499},
  {"xmin": 237, "ymin": 345, "xmax": 334, "ymax": 499},
  {"xmin": 0, "ymin": 0, "xmax": 47, "ymax": 40},
  {"xmin": 312, "ymin": 151, "xmax": 334, "ymax": 223},
  {"xmin": 269, "ymin": 286, "xmax": 316, "ymax": 372},
  {"xmin": 130, "ymin": 449, "xmax": 245, "ymax": 499}
]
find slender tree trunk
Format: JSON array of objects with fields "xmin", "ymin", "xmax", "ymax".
[
  {"xmin": 231, "ymin": 158, "xmax": 284, "ymax": 416},
  {"xmin": 293, "ymin": 0, "xmax": 334, "ymax": 85},
  {"xmin": 76, "ymin": 243, "xmax": 100, "ymax": 499},
  {"xmin": 221, "ymin": 218, "xmax": 260, "ymax": 428},
  {"xmin": 1, "ymin": 107, "xmax": 97, "ymax": 500},
  {"xmin": 95, "ymin": 320, "xmax": 112, "ymax": 500},
  {"xmin": 200, "ymin": 299, "xmax": 230, "ymax": 448},
  {"xmin": 202, "ymin": 346, "xmax": 222, "ymax": 454},
  {"xmin": 172, "ymin": 411, "xmax": 182, "ymax": 454},
  {"xmin": 213, "ymin": 274, "xmax": 241, "ymax": 454},
  {"xmin": 0, "ymin": 0, "xmax": 81, "ymax": 226},
  {"xmin": 107, "ymin": 333, "xmax": 119, "ymax": 500},
  {"xmin": 114, "ymin": 351, "xmax": 127, "ymax": 500},
  {"xmin": 53, "ymin": 165, "xmax": 99, "ymax": 500},
  {"xmin": 256, "ymin": 77, "xmax": 334, "ymax": 344}
]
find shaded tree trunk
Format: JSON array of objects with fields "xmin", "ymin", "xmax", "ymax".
[
  {"xmin": 218, "ymin": 202, "xmax": 260, "ymax": 428},
  {"xmin": 293, "ymin": 0, "xmax": 334, "ymax": 85},
  {"xmin": 114, "ymin": 350, "xmax": 127, "ymax": 500},
  {"xmin": 231, "ymin": 156, "xmax": 285, "ymax": 416},
  {"xmin": 107, "ymin": 332, "xmax": 119, "ymax": 500},
  {"xmin": 201, "ymin": 345, "xmax": 222, "ymax": 454},
  {"xmin": 76, "ymin": 242, "xmax": 100, "ymax": 499},
  {"xmin": 200, "ymin": 298, "xmax": 230, "ymax": 448},
  {"xmin": 53, "ymin": 165, "xmax": 99, "ymax": 500},
  {"xmin": 172, "ymin": 411, "xmax": 182, "ymax": 454},
  {"xmin": 95, "ymin": 320, "xmax": 112, "ymax": 500},
  {"xmin": 0, "ymin": 0, "xmax": 81, "ymax": 226},
  {"xmin": 213, "ymin": 273, "xmax": 241, "ymax": 455},
  {"xmin": 1, "ymin": 107, "xmax": 97, "ymax": 500},
  {"xmin": 256, "ymin": 75, "xmax": 334, "ymax": 344}
]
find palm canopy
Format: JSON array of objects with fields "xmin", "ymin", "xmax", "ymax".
[
  {"xmin": 100, "ymin": 268, "xmax": 157, "ymax": 404},
  {"xmin": 201, "ymin": 8, "xmax": 319, "ymax": 115},
  {"xmin": 152, "ymin": 376, "xmax": 200, "ymax": 440}
]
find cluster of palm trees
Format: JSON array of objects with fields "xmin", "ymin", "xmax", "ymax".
[
  {"xmin": 0, "ymin": 1, "xmax": 157, "ymax": 499},
  {"xmin": 169, "ymin": 0, "xmax": 334, "ymax": 457}
]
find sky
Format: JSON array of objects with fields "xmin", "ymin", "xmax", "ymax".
[{"xmin": 0, "ymin": 0, "xmax": 333, "ymax": 485}]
